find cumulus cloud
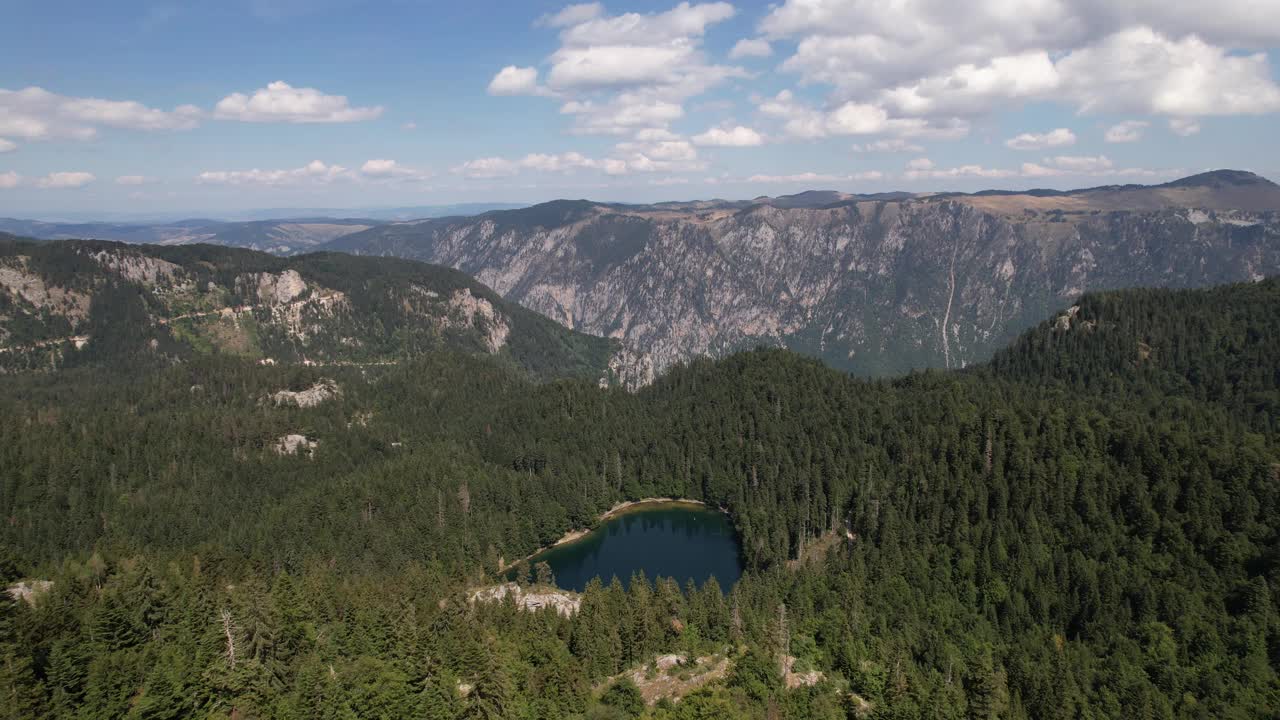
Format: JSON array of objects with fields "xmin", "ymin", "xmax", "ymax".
[
  {"xmin": 1055, "ymin": 29, "xmax": 1280, "ymax": 116},
  {"xmin": 360, "ymin": 159, "xmax": 429, "ymax": 181},
  {"xmin": 213, "ymin": 81, "xmax": 382, "ymax": 123},
  {"xmin": 197, "ymin": 160, "xmax": 351, "ymax": 185},
  {"xmin": 1005, "ymin": 128, "xmax": 1076, "ymax": 151},
  {"xmin": 1105, "ymin": 120, "xmax": 1149, "ymax": 143},
  {"xmin": 1169, "ymin": 117, "xmax": 1201, "ymax": 136},
  {"xmin": 114, "ymin": 175, "xmax": 152, "ymax": 185},
  {"xmin": 729, "ymin": 38, "xmax": 772, "ymax": 59},
  {"xmin": 451, "ymin": 157, "xmax": 520, "ymax": 179},
  {"xmin": 611, "ymin": 137, "xmax": 705, "ymax": 173},
  {"xmin": 756, "ymin": 90, "xmax": 970, "ymax": 141},
  {"xmin": 490, "ymin": 3, "xmax": 745, "ymax": 138},
  {"xmin": 488, "ymin": 66, "xmax": 543, "ymax": 96},
  {"xmin": 691, "ymin": 125, "xmax": 764, "ymax": 146},
  {"xmin": 452, "ymin": 134, "xmax": 708, "ymax": 181},
  {"xmin": 907, "ymin": 154, "xmax": 1167, "ymax": 181},
  {"xmin": 0, "ymin": 171, "xmax": 19, "ymax": 189},
  {"xmin": 36, "ymin": 171, "xmax": 95, "ymax": 189},
  {"xmin": 0, "ymin": 139, "xmax": 13, "ymax": 153},
  {"xmin": 0, "ymin": 87, "xmax": 200, "ymax": 146},
  {"xmin": 519, "ymin": 152, "xmax": 601, "ymax": 172},
  {"xmin": 561, "ymin": 95, "xmax": 685, "ymax": 135},
  {"xmin": 756, "ymin": 0, "xmax": 1280, "ymax": 141}
]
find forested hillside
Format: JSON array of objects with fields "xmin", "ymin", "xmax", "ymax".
[
  {"xmin": 0, "ymin": 279, "xmax": 1276, "ymax": 718},
  {"xmin": 0, "ymin": 238, "xmax": 621, "ymax": 383}
]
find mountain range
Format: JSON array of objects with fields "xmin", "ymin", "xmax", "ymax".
[
  {"xmin": 326, "ymin": 170, "xmax": 1280, "ymax": 375},
  {"xmin": 3, "ymin": 170, "xmax": 1277, "ymax": 378}
]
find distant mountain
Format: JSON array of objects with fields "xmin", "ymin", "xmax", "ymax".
[
  {"xmin": 323, "ymin": 170, "xmax": 1280, "ymax": 376},
  {"xmin": 0, "ymin": 238, "xmax": 638, "ymax": 384},
  {"xmin": 0, "ymin": 203, "xmax": 532, "ymax": 254},
  {"xmin": 0, "ymin": 217, "xmax": 382, "ymax": 255}
]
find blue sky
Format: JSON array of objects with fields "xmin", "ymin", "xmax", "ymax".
[{"xmin": 2, "ymin": 0, "xmax": 1278, "ymax": 216}]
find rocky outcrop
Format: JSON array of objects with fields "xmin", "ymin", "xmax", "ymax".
[
  {"xmin": 330, "ymin": 173, "xmax": 1280, "ymax": 376},
  {"xmin": 272, "ymin": 434, "xmax": 316, "ymax": 457},
  {"xmin": 90, "ymin": 250, "xmax": 181, "ymax": 285},
  {"xmin": 6, "ymin": 580, "xmax": 52, "ymax": 606},
  {"xmin": 609, "ymin": 653, "xmax": 731, "ymax": 705},
  {"xmin": 469, "ymin": 582, "xmax": 581, "ymax": 617},
  {"xmin": 270, "ymin": 380, "xmax": 341, "ymax": 408},
  {"xmin": 0, "ymin": 257, "xmax": 91, "ymax": 325},
  {"xmin": 242, "ymin": 269, "xmax": 308, "ymax": 306},
  {"xmin": 446, "ymin": 288, "xmax": 509, "ymax": 353},
  {"xmin": 604, "ymin": 345, "xmax": 655, "ymax": 391}
]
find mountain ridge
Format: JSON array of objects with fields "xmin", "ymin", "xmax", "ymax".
[
  {"xmin": 323, "ymin": 170, "xmax": 1280, "ymax": 376},
  {"xmin": 0, "ymin": 237, "xmax": 638, "ymax": 384}
]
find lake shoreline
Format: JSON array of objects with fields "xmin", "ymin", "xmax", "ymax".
[{"xmin": 501, "ymin": 497, "xmax": 721, "ymax": 573}]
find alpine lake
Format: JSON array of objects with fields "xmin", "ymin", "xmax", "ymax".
[{"xmin": 513, "ymin": 501, "xmax": 743, "ymax": 592}]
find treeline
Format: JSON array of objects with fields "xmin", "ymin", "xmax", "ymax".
[{"xmin": 0, "ymin": 279, "xmax": 1276, "ymax": 717}]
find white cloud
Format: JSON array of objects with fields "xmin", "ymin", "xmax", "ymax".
[
  {"xmin": 197, "ymin": 160, "xmax": 351, "ymax": 186},
  {"xmin": 611, "ymin": 137, "xmax": 706, "ymax": 173},
  {"xmin": 649, "ymin": 176, "xmax": 691, "ymax": 185},
  {"xmin": 360, "ymin": 159, "xmax": 429, "ymax": 181},
  {"xmin": 1005, "ymin": 128, "xmax": 1076, "ymax": 151},
  {"xmin": 747, "ymin": 171, "xmax": 883, "ymax": 183},
  {"xmin": 904, "ymin": 164, "xmax": 1020, "ymax": 180},
  {"xmin": 561, "ymin": 95, "xmax": 686, "ymax": 135},
  {"xmin": 1056, "ymin": 29, "xmax": 1280, "ymax": 117},
  {"xmin": 519, "ymin": 152, "xmax": 602, "ymax": 172},
  {"xmin": 0, "ymin": 139, "xmax": 13, "ymax": 153},
  {"xmin": 755, "ymin": 0, "xmax": 1280, "ymax": 143},
  {"xmin": 907, "ymin": 154, "xmax": 1169, "ymax": 181},
  {"xmin": 36, "ymin": 171, "xmax": 95, "ymax": 189},
  {"xmin": 451, "ymin": 157, "xmax": 519, "ymax": 179},
  {"xmin": 756, "ymin": 90, "xmax": 971, "ymax": 141},
  {"xmin": 1169, "ymin": 117, "xmax": 1201, "ymax": 136},
  {"xmin": 1043, "ymin": 155, "xmax": 1113, "ymax": 173},
  {"xmin": 882, "ymin": 52, "xmax": 1061, "ymax": 117},
  {"xmin": 488, "ymin": 66, "xmax": 543, "ymax": 96},
  {"xmin": 213, "ymin": 81, "xmax": 382, "ymax": 123},
  {"xmin": 538, "ymin": 3, "xmax": 604, "ymax": 28},
  {"xmin": 452, "ymin": 135, "xmax": 707, "ymax": 181},
  {"xmin": 826, "ymin": 102, "xmax": 891, "ymax": 134},
  {"xmin": 852, "ymin": 139, "xmax": 924, "ymax": 153},
  {"xmin": 401, "ymin": 122, "xmax": 417, "ymax": 130},
  {"xmin": 492, "ymin": 3, "xmax": 745, "ymax": 138},
  {"xmin": 729, "ymin": 38, "xmax": 773, "ymax": 59},
  {"xmin": 692, "ymin": 125, "xmax": 764, "ymax": 146},
  {"xmin": 114, "ymin": 175, "xmax": 153, "ymax": 185},
  {"xmin": 1104, "ymin": 120, "xmax": 1149, "ymax": 143},
  {"xmin": 0, "ymin": 87, "xmax": 200, "ymax": 145},
  {"xmin": 0, "ymin": 171, "xmax": 18, "ymax": 189}
]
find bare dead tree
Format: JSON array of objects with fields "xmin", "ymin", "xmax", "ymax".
[{"xmin": 220, "ymin": 608, "xmax": 237, "ymax": 669}]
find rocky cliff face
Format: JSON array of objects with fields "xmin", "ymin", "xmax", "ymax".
[
  {"xmin": 0, "ymin": 239, "xmax": 621, "ymax": 383},
  {"xmin": 328, "ymin": 172, "xmax": 1280, "ymax": 375}
]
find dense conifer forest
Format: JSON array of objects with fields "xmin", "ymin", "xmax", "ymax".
[{"xmin": 0, "ymin": 277, "xmax": 1276, "ymax": 718}]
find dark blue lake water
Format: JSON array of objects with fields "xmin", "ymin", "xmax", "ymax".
[{"xmin": 521, "ymin": 503, "xmax": 742, "ymax": 592}]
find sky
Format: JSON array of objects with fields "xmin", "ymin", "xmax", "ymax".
[{"xmin": 2, "ymin": 0, "xmax": 1279, "ymax": 217}]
